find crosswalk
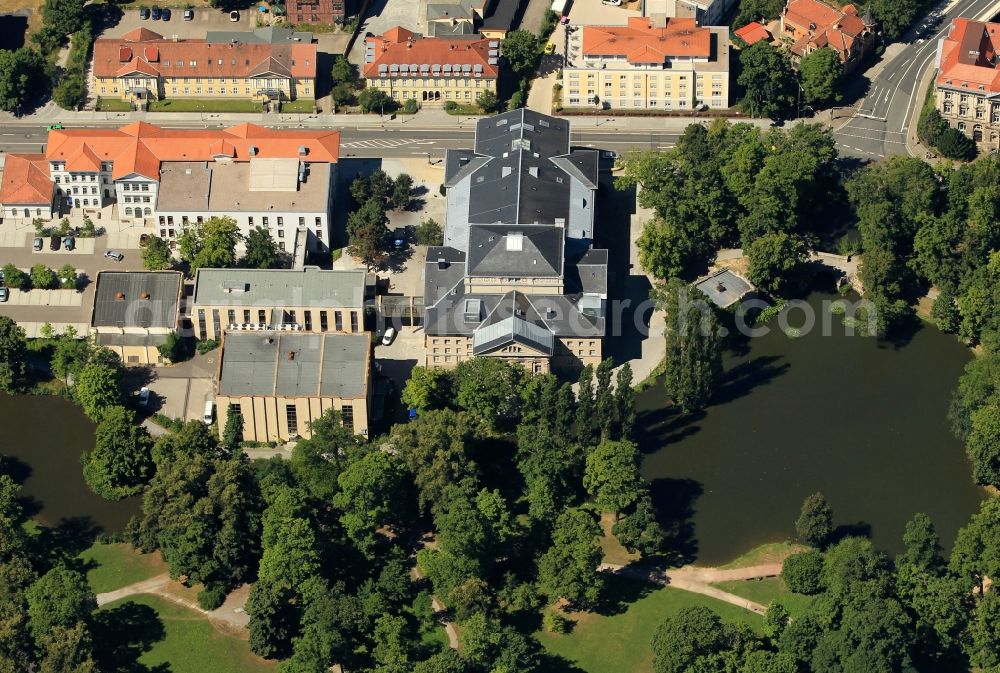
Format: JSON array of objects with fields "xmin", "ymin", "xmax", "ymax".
[{"xmin": 341, "ymin": 138, "xmax": 436, "ymax": 149}]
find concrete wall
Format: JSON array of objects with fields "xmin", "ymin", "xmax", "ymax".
[{"xmin": 216, "ymin": 393, "xmax": 370, "ymax": 442}]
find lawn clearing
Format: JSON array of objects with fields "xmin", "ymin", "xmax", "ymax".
[
  {"xmin": 80, "ymin": 542, "xmax": 167, "ymax": 594},
  {"xmin": 148, "ymin": 99, "xmax": 264, "ymax": 113},
  {"xmin": 537, "ymin": 580, "xmax": 763, "ymax": 673},
  {"xmin": 281, "ymin": 99, "xmax": 316, "ymax": 113},
  {"xmin": 100, "ymin": 594, "xmax": 277, "ymax": 673},
  {"xmin": 598, "ymin": 512, "xmax": 640, "ymax": 566},
  {"xmin": 711, "ymin": 577, "xmax": 814, "ymax": 618},
  {"xmin": 96, "ymin": 97, "xmax": 133, "ymax": 111},
  {"xmin": 716, "ymin": 541, "xmax": 809, "ymax": 569}
]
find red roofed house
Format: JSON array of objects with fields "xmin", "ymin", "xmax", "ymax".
[
  {"xmin": 735, "ymin": 21, "xmax": 771, "ymax": 46},
  {"xmin": 935, "ymin": 18, "xmax": 1000, "ymax": 149},
  {"xmin": 0, "ymin": 154, "xmax": 55, "ymax": 220},
  {"xmin": 780, "ymin": 0, "xmax": 873, "ymax": 74},
  {"xmin": 362, "ymin": 28, "xmax": 499, "ymax": 106},
  {"xmin": 286, "ymin": 0, "xmax": 348, "ymax": 26},
  {"xmin": 562, "ymin": 16, "xmax": 730, "ymax": 110},
  {"xmin": 10, "ymin": 122, "xmax": 340, "ymax": 258},
  {"xmin": 92, "ymin": 27, "xmax": 317, "ymax": 109}
]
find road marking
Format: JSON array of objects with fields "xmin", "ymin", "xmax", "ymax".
[
  {"xmin": 836, "ymin": 131, "xmax": 907, "ymax": 145},
  {"xmin": 901, "ymin": 48, "xmax": 939, "ymax": 133}
]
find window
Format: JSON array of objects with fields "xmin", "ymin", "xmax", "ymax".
[
  {"xmin": 334, "ymin": 311, "xmax": 343, "ymax": 331},
  {"xmin": 277, "ymin": 229, "xmax": 284, "ymax": 238},
  {"xmin": 243, "ymin": 310, "xmax": 251, "ymax": 323},
  {"xmin": 304, "ymin": 311, "xmax": 312, "ymax": 331},
  {"xmin": 277, "ymin": 216, "xmax": 283, "ymax": 225},
  {"xmin": 286, "ymin": 404, "xmax": 298, "ymax": 435},
  {"xmin": 248, "ymin": 216, "xmax": 254, "ymax": 226},
  {"xmin": 197, "ymin": 309, "xmax": 207, "ymax": 340},
  {"xmin": 350, "ymin": 312, "xmax": 358, "ymax": 332},
  {"xmin": 298, "ymin": 216, "xmax": 305, "ymax": 226},
  {"xmin": 263, "ymin": 216, "xmax": 269, "ymax": 226},
  {"xmin": 315, "ymin": 217, "xmax": 321, "ymax": 227},
  {"xmin": 211, "ymin": 309, "xmax": 221, "ymax": 337},
  {"xmin": 258, "ymin": 309, "xmax": 267, "ymax": 324},
  {"xmin": 279, "ymin": 242, "xmax": 285, "ymax": 251},
  {"xmin": 341, "ymin": 404, "xmax": 354, "ymax": 431},
  {"xmin": 228, "ymin": 310, "xmax": 236, "ymax": 325},
  {"xmin": 320, "ymin": 311, "xmax": 328, "ymax": 331}
]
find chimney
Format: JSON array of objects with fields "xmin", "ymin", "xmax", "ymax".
[
  {"xmin": 140, "ymin": 291, "xmax": 150, "ymax": 299},
  {"xmin": 287, "ymin": 351, "xmax": 295, "ymax": 360},
  {"xmin": 115, "ymin": 292, "xmax": 125, "ymax": 300}
]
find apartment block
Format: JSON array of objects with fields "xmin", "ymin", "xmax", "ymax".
[
  {"xmin": 92, "ymin": 27, "xmax": 316, "ymax": 107},
  {"xmin": 562, "ymin": 17, "xmax": 730, "ymax": 111},
  {"xmin": 362, "ymin": 27, "xmax": 499, "ymax": 105},
  {"xmin": 935, "ymin": 18, "xmax": 1000, "ymax": 150}
]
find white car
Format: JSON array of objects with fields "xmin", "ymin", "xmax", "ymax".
[
  {"xmin": 602, "ymin": 0, "xmax": 622, "ymax": 6},
  {"xmin": 382, "ymin": 327, "xmax": 396, "ymax": 346}
]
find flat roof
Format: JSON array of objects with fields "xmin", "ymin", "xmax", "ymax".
[
  {"xmin": 694, "ymin": 269, "xmax": 754, "ymax": 308},
  {"xmin": 193, "ymin": 267, "xmax": 368, "ymax": 307},
  {"xmin": 218, "ymin": 331, "xmax": 369, "ymax": 398},
  {"xmin": 156, "ymin": 160, "xmax": 330, "ymax": 214},
  {"xmin": 92, "ymin": 271, "xmax": 182, "ymax": 328}
]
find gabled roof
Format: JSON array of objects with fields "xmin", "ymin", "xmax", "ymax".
[
  {"xmin": 120, "ymin": 27, "xmax": 163, "ymax": 42},
  {"xmin": 735, "ymin": 21, "xmax": 771, "ymax": 45},
  {"xmin": 0, "ymin": 154, "xmax": 52, "ymax": 206},
  {"xmin": 936, "ymin": 18, "xmax": 1000, "ymax": 93},
  {"xmin": 46, "ymin": 123, "xmax": 340, "ymax": 179},
  {"xmin": 783, "ymin": 0, "xmax": 869, "ymax": 59},
  {"xmin": 472, "ymin": 291, "xmax": 555, "ymax": 355},
  {"xmin": 581, "ymin": 16, "xmax": 711, "ymax": 64},
  {"xmin": 362, "ymin": 27, "xmax": 498, "ymax": 79}
]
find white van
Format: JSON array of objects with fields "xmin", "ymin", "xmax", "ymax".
[{"xmin": 203, "ymin": 400, "xmax": 215, "ymax": 425}]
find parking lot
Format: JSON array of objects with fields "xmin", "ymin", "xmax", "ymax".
[
  {"xmin": 102, "ymin": 6, "xmax": 255, "ymax": 40},
  {"xmin": 349, "ymin": 0, "xmax": 426, "ymax": 62}
]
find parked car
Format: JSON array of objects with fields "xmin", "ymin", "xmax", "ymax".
[
  {"xmin": 33, "ymin": 237, "xmax": 43, "ymax": 251},
  {"xmin": 230, "ymin": 10, "xmax": 240, "ymax": 21},
  {"xmin": 203, "ymin": 400, "xmax": 215, "ymax": 425},
  {"xmin": 183, "ymin": 8, "xmax": 194, "ymax": 19},
  {"xmin": 161, "ymin": 7, "xmax": 171, "ymax": 20},
  {"xmin": 62, "ymin": 236, "xmax": 75, "ymax": 251},
  {"xmin": 138, "ymin": 387, "xmax": 150, "ymax": 406},
  {"xmin": 104, "ymin": 250, "xmax": 124, "ymax": 262},
  {"xmin": 151, "ymin": 6, "xmax": 162, "ymax": 19},
  {"xmin": 0, "ymin": 288, "xmax": 7, "ymax": 303},
  {"xmin": 139, "ymin": 7, "xmax": 150, "ymax": 19},
  {"xmin": 49, "ymin": 235, "xmax": 61, "ymax": 251},
  {"xmin": 600, "ymin": 150, "xmax": 619, "ymax": 160},
  {"xmin": 392, "ymin": 228, "xmax": 406, "ymax": 249},
  {"xmin": 544, "ymin": 42, "xmax": 556, "ymax": 54},
  {"xmin": 601, "ymin": 0, "xmax": 621, "ymax": 5},
  {"xmin": 381, "ymin": 327, "xmax": 397, "ymax": 346},
  {"xmin": 0, "ymin": 269, "xmax": 4, "ymax": 285}
]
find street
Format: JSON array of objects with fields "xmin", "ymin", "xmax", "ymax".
[{"xmin": 832, "ymin": 0, "xmax": 1000, "ymax": 159}]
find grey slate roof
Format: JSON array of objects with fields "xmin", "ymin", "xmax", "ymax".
[
  {"xmin": 218, "ymin": 332, "xmax": 369, "ymax": 398},
  {"xmin": 565, "ymin": 248, "xmax": 608, "ymax": 296},
  {"xmin": 466, "ymin": 225, "xmax": 563, "ymax": 277},
  {"xmin": 694, "ymin": 269, "xmax": 754, "ymax": 308},
  {"xmin": 193, "ymin": 267, "xmax": 369, "ymax": 308},
  {"xmin": 206, "ymin": 27, "xmax": 314, "ymax": 44},
  {"xmin": 91, "ymin": 271, "xmax": 182, "ymax": 329}
]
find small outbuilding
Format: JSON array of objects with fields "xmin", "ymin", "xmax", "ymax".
[
  {"xmin": 693, "ymin": 269, "xmax": 755, "ymax": 309},
  {"xmin": 734, "ymin": 21, "xmax": 772, "ymax": 46}
]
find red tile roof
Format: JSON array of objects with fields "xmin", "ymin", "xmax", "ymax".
[
  {"xmin": 735, "ymin": 21, "xmax": 771, "ymax": 45},
  {"xmin": 936, "ymin": 18, "xmax": 1000, "ymax": 92},
  {"xmin": 362, "ymin": 28, "xmax": 498, "ymax": 79},
  {"xmin": 581, "ymin": 17, "xmax": 711, "ymax": 64},
  {"xmin": 45, "ymin": 122, "xmax": 340, "ymax": 180},
  {"xmin": 0, "ymin": 154, "xmax": 52, "ymax": 206},
  {"xmin": 93, "ymin": 30, "xmax": 316, "ymax": 80},
  {"xmin": 783, "ymin": 0, "xmax": 868, "ymax": 59}
]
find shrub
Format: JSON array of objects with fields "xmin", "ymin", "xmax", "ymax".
[
  {"xmin": 414, "ymin": 218, "xmax": 443, "ymax": 246},
  {"xmin": 195, "ymin": 339, "xmax": 219, "ymax": 355},
  {"xmin": 197, "ymin": 583, "xmax": 227, "ymax": 611},
  {"xmin": 403, "ymin": 98, "xmax": 418, "ymax": 113},
  {"xmin": 444, "ymin": 100, "xmax": 458, "ymax": 112},
  {"xmin": 782, "ymin": 550, "xmax": 824, "ymax": 595},
  {"xmin": 30, "ymin": 264, "xmax": 57, "ymax": 290},
  {"xmin": 543, "ymin": 610, "xmax": 571, "ymax": 633}
]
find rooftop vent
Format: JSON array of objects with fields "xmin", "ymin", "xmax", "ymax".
[
  {"xmin": 222, "ymin": 280, "xmax": 249, "ymax": 293},
  {"xmin": 115, "ymin": 292, "xmax": 125, "ymax": 300},
  {"xmin": 298, "ymin": 145, "xmax": 308, "ymax": 156},
  {"xmin": 437, "ymin": 257, "xmax": 449, "ymax": 269},
  {"xmin": 287, "ymin": 351, "xmax": 295, "ymax": 360},
  {"xmin": 249, "ymin": 146, "xmax": 258, "ymax": 156},
  {"xmin": 140, "ymin": 291, "xmax": 150, "ymax": 299},
  {"xmin": 264, "ymin": 337, "xmax": 274, "ymax": 345}
]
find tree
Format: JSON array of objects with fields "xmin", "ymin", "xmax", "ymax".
[
  {"xmin": 967, "ymin": 403, "xmax": 1000, "ymax": 487},
  {"xmin": 764, "ymin": 601, "xmax": 791, "ymax": 638},
  {"xmin": 179, "ymin": 216, "xmax": 241, "ymax": 271},
  {"xmin": 331, "ymin": 54, "xmax": 357, "ymax": 87},
  {"xmin": 0, "ymin": 48, "xmax": 48, "ymax": 112},
  {"xmin": 41, "ymin": 0, "xmax": 84, "ymax": 36},
  {"xmin": 73, "ymin": 358, "xmax": 124, "ymax": 422},
  {"xmin": 476, "ymin": 89, "xmax": 499, "ymax": 113},
  {"xmin": 612, "ymin": 494, "xmax": 665, "ymax": 555},
  {"xmin": 899, "ymin": 512, "xmax": 944, "ymax": 573},
  {"xmin": 333, "ymin": 451, "xmax": 406, "ymax": 555},
  {"xmin": 584, "ymin": 439, "xmax": 643, "ymax": 516},
  {"xmin": 798, "ymin": 47, "xmax": 842, "ymax": 108},
  {"xmin": 615, "ymin": 363, "xmax": 636, "ymax": 440},
  {"xmin": 222, "ymin": 404, "xmax": 244, "ymax": 452},
  {"xmin": 0, "ymin": 316, "xmax": 27, "ymax": 393},
  {"xmin": 57, "ymin": 264, "xmax": 77, "ymax": 289},
  {"xmin": 949, "ymin": 355, "xmax": 1000, "ymax": 440},
  {"xmin": 501, "ymin": 30, "xmax": 540, "ymax": 76},
  {"xmin": 26, "ymin": 566, "xmax": 95, "ymax": 641},
  {"xmin": 242, "ymin": 226, "xmax": 281, "ymax": 269},
  {"xmin": 83, "ymin": 405, "xmax": 154, "ymax": 500},
  {"xmin": 258, "ymin": 487, "xmax": 320, "ymax": 587},
  {"xmin": 869, "ymin": 0, "xmax": 923, "ymax": 40},
  {"xmin": 795, "ymin": 492, "xmax": 834, "ymax": 547},
  {"xmin": 931, "ymin": 286, "xmax": 961, "ymax": 332},
  {"xmin": 650, "ymin": 606, "xmax": 728, "ymax": 673},
  {"xmin": 950, "ymin": 497, "xmax": 1000, "ymax": 594},
  {"xmin": 157, "ymin": 331, "xmax": 185, "ymax": 363},
  {"xmin": 358, "ymin": 87, "xmax": 393, "ymax": 114},
  {"xmin": 391, "ymin": 174, "xmax": 413, "ymax": 210},
  {"xmin": 346, "ymin": 198, "xmax": 389, "ymax": 271},
  {"xmin": 738, "ymin": 41, "xmax": 796, "ymax": 119},
  {"xmin": 247, "ymin": 577, "xmax": 298, "ymax": 659},
  {"xmin": 1, "ymin": 263, "xmax": 26, "ymax": 290},
  {"xmin": 734, "ymin": 0, "xmax": 784, "ymax": 26},
  {"xmin": 967, "ymin": 591, "xmax": 1000, "ymax": 669},
  {"xmin": 36, "ymin": 622, "xmax": 99, "ymax": 673},
  {"xmin": 30, "ymin": 264, "xmax": 57, "ymax": 290},
  {"xmin": 0, "ymin": 475, "xmax": 29, "ymax": 562},
  {"xmin": 140, "ymin": 235, "xmax": 172, "ymax": 270},
  {"xmin": 414, "ymin": 218, "xmax": 444, "ymax": 246},
  {"xmin": 660, "ymin": 281, "xmax": 724, "ymax": 414},
  {"xmin": 413, "ymin": 650, "xmax": 468, "ymax": 673},
  {"xmin": 537, "ymin": 508, "xmax": 603, "ymax": 608},
  {"xmin": 401, "ymin": 366, "xmax": 452, "ymax": 411},
  {"xmin": 746, "ymin": 231, "xmax": 809, "ymax": 296},
  {"xmin": 781, "ymin": 550, "xmax": 824, "ymax": 595},
  {"xmin": 453, "ymin": 358, "xmax": 523, "ymax": 426}
]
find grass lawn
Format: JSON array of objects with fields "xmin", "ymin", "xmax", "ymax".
[
  {"xmin": 716, "ymin": 541, "xmax": 809, "ymax": 569},
  {"xmin": 445, "ymin": 103, "xmax": 484, "ymax": 115},
  {"xmin": 537, "ymin": 579, "xmax": 763, "ymax": 673},
  {"xmin": 148, "ymin": 99, "xmax": 263, "ymax": 113},
  {"xmin": 281, "ymin": 99, "xmax": 316, "ymax": 113},
  {"xmin": 100, "ymin": 594, "xmax": 277, "ymax": 673},
  {"xmin": 711, "ymin": 577, "xmax": 814, "ymax": 618},
  {"xmin": 96, "ymin": 98, "xmax": 133, "ymax": 112},
  {"xmin": 80, "ymin": 543, "xmax": 167, "ymax": 594}
]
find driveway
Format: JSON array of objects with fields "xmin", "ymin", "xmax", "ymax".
[{"xmin": 348, "ymin": 0, "xmax": 425, "ymax": 64}]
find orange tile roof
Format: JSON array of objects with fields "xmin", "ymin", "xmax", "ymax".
[
  {"xmin": 93, "ymin": 30, "xmax": 316, "ymax": 80},
  {"xmin": 362, "ymin": 28, "xmax": 498, "ymax": 79},
  {"xmin": 784, "ymin": 0, "xmax": 868, "ymax": 59},
  {"xmin": 45, "ymin": 122, "xmax": 340, "ymax": 180},
  {"xmin": 735, "ymin": 21, "xmax": 771, "ymax": 45},
  {"xmin": 937, "ymin": 18, "xmax": 1000, "ymax": 92},
  {"xmin": 0, "ymin": 154, "xmax": 52, "ymax": 206},
  {"xmin": 581, "ymin": 17, "xmax": 711, "ymax": 64}
]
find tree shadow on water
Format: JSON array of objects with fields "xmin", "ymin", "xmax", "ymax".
[
  {"xmin": 93, "ymin": 601, "xmax": 169, "ymax": 673},
  {"xmin": 830, "ymin": 521, "xmax": 873, "ymax": 545},
  {"xmin": 634, "ymin": 407, "xmax": 706, "ymax": 453},
  {"xmin": 649, "ymin": 477, "xmax": 703, "ymax": 566},
  {"xmin": 713, "ymin": 355, "xmax": 789, "ymax": 406}
]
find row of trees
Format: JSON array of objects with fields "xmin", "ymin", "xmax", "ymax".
[
  {"xmin": 739, "ymin": 41, "xmax": 844, "ymax": 119},
  {"xmin": 654, "ymin": 502, "xmax": 1000, "ymax": 673},
  {"xmin": 736, "ymin": 0, "xmax": 935, "ymax": 42},
  {"xmin": 1, "ymin": 263, "xmax": 78, "ymax": 291},
  {"xmin": 142, "ymin": 215, "xmax": 287, "ymax": 272}
]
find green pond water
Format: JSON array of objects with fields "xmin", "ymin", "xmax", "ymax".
[{"xmin": 637, "ymin": 293, "xmax": 987, "ymax": 565}]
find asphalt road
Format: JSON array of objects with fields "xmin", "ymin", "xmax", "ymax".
[{"xmin": 833, "ymin": 0, "xmax": 1000, "ymax": 159}]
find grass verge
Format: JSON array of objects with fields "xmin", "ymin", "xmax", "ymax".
[
  {"xmin": 80, "ymin": 542, "xmax": 167, "ymax": 594},
  {"xmin": 100, "ymin": 594, "xmax": 277, "ymax": 673},
  {"xmin": 281, "ymin": 99, "xmax": 316, "ymax": 113},
  {"xmin": 716, "ymin": 541, "xmax": 808, "ymax": 569},
  {"xmin": 710, "ymin": 577, "xmax": 813, "ymax": 618},
  {"xmin": 148, "ymin": 99, "xmax": 263, "ymax": 113},
  {"xmin": 537, "ymin": 580, "xmax": 762, "ymax": 673},
  {"xmin": 96, "ymin": 97, "xmax": 132, "ymax": 111}
]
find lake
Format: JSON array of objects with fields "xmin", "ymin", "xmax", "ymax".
[
  {"xmin": 637, "ymin": 293, "xmax": 987, "ymax": 566},
  {"xmin": 0, "ymin": 393, "xmax": 141, "ymax": 535}
]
